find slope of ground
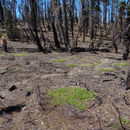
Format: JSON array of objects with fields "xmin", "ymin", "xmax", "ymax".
[{"xmin": 0, "ymin": 40, "xmax": 130, "ymax": 130}]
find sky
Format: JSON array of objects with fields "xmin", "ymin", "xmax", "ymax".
[{"xmin": 16, "ymin": 0, "xmax": 129, "ymax": 18}]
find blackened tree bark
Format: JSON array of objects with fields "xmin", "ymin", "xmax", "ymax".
[
  {"xmin": 81, "ymin": 0, "xmax": 89, "ymax": 42},
  {"xmin": 29, "ymin": 0, "xmax": 44, "ymax": 52},
  {"xmin": 63, "ymin": 0, "xmax": 70, "ymax": 50},
  {"xmin": 103, "ymin": 0, "xmax": 108, "ymax": 29},
  {"xmin": 50, "ymin": 0, "xmax": 60, "ymax": 48},
  {"xmin": 69, "ymin": 0, "xmax": 75, "ymax": 38},
  {"xmin": 0, "ymin": 1, "xmax": 4, "ymax": 24},
  {"xmin": 51, "ymin": 19, "xmax": 60, "ymax": 48},
  {"xmin": 89, "ymin": 0, "xmax": 94, "ymax": 49},
  {"xmin": 111, "ymin": 0, "xmax": 118, "ymax": 53}
]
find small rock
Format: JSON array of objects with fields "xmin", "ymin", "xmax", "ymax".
[
  {"xmin": 76, "ymin": 82, "xmax": 80, "ymax": 86},
  {"xmin": 9, "ymin": 85, "xmax": 17, "ymax": 91},
  {"xmin": 120, "ymin": 77, "xmax": 125, "ymax": 84}
]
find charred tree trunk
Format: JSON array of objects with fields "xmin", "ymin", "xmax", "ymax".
[
  {"xmin": 69, "ymin": 0, "xmax": 75, "ymax": 38},
  {"xmin": 30, "ymin": 0, "xmax": 44, "ymax": 52},
  {"xmin": 0, "ymin": 1, "xmax": 4, "ymax": 24},
  {"xmin": 103, "ymin": 1, "xmax": 107, "ymax": 29},
  {"xmin": 51, "ymin": 20, "xmax": 60, "ymax": 48},
  {"xmin": 89, "ymin": 0, "xmax": 94, "ymax": 49},
  {"xmin": 50, "ymin": 0, "xmax": 60, "ymax": 48},
  {"xmin": 112, "ymin": 25, "xmax": 118, "ymax": 53},
  {"xmin": 63, "ymin": 0, "xmax": 70, "ymax": 50}
]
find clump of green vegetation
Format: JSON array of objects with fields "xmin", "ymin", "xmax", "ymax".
[
  {"xmin": 93, "ymin": 61, "xmax": 102, "ymax": 66},
  {"xmin": 13, "ymin": 53, "xmax": 28, "ymax": 57},
  {"xmin": 115, "ymin": 62, "xmax": 130, "ymax": 67},
  {"xmin": 0, "ymin": 51, "xmax": 3, "ymax": 54},
  {"xmin": 46, "ymin": 86, "xmax": 97, "ymax": 110},
  {"xmin": 97, "ymin": 68, "xmax": 113, "ymax": 72},
  {"xmin": 29, "ymin": 104, "xmax": 33, "ymax": 108},
  {"xmin": 121, "ymin": 118, "xmax": 130, "ymax": 124},
  {"xmin": 108, "ymin": 122, "xmax": 121, "ymax": 129},
  {"xmin": 53, "ymin": 59, "xmax": 66, "ymax": 62},
  {"xmin": 52, "ymin": 52, "xmax": 59, "ymax": 55},
  {"xmin": 17, "ymin": 64, "xmax": 22, "ymax": 67},
  {"xmin": 67, "ymin": 64, "xmax": 78, "ymax": 67},
  {"xmin": 0, "ymin": 69, "xmax": 6, "ymax": 74},
  {"xmin": 82, "ymin": 60, "xmax": 88, "ymax": 63}
]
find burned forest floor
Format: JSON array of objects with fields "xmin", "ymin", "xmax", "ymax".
[{"xmin": 0, "ymin": 40, "xmax": 130, "ymax": 130}]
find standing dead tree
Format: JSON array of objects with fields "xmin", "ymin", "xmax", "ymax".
[
  {"xmin": 50, "ymin": 0, "xmax": 61, "ymax": 49},
  {"xmin": 29, "ymin": 0, "xmax": 44, "ymax": 52},
  {"xmin": 19, "ymin": 0, "xmax": 46, "ymax": 52},
  {"xmin": 63, "ymin": 0, "xmax": 70, "ymax": 50},
  {"xmin": 0, "ymin": 1, "xmax": 4, "ymax": 24}
]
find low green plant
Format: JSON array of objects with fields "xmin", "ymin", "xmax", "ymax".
[
  {"xmin": 13, "ymin": 53, "xmax": 28, "ymax": 57},
  {"xmin": 53, "ymin": 59, "xmax": 66, "ymax": 62},
  {"xmin": 29, "ymin": 88, "xmax": 33, "ymax": 93},
  {"xmin": 93, "ymin": 61, "xmax": 102, "ymax": 66},
  {"xmin": 108, "ymin": 122, "xmax": 121, "ymax": 129},
  {"xmin": 0, "ymin": 51, "xmax": 3, "ymax": 54},
  {"xmin": 0, "ymin": 69, "xmax": 6, "ymax": 74},
  {"xmin": 115, "ymin": 62, "xmax": 130, "ymax": 67},
  {"xmin": 67, "ymin": 64, "xmax": 78, "ymax": 67},
  {"xmin": 121, "ymin": 118, "xmax": 130, "ymax": 124},
  {"xmin": 82, "ymin": 60, "xmax": 88, "ymax": 63},
  {"xmin": 46, "ymin": 86, "xmax": 97, "ymax": 110},
  {"xmin": 52, "ymin": 52, "xmax": 59, "ymax": 55},
  {"xmin": 29, "ymin": 104, "xmax": 33, "ymax": 107},
  {"xmin": 17, "ymin": 64, "xmax": 22, "ymax": 67},
  {"xmin": 97, "ymin": 68, "xmax": 113, "ymax": 72}
]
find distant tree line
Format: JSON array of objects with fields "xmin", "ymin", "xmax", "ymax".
[{"xmin": 0, "ymin": 0, "xmax": 129, "ymax": 59}]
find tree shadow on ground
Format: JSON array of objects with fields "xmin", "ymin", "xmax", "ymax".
[
  {"xmin": 103, "ymin": 56, "xmax": 122, "ymax": 60},
  {"xmin": 0, "ymin": 47, "xmax": 44, "ymax": 53},
  {"xmin": 0, "ymin": 104, "xmax": 25, "ymax": 114}
]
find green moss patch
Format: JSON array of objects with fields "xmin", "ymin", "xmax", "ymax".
[
  {"xmin": 13, "ymin": 53, "xmax": 28, "ymax": 57},
  {"xmin": 53, "ymin": 59, "xmax": 66, "ymax": 62},
  {"xmin": 97, "ymin": 68, "xmax": 113, "ymax": 72},
  {"xmin": 67, "ymin": 64, "xmax": 78, "ymax": 67},
  {"xmin": 46, "ymin": 86, "xmax": 97, "ymax": 110},
  {"xmin": 93, "ymin": 61, "xmax": 102, "ymax": 66},
  {"xmin": 115, "ymin": 62, "xmax": 130, "ymax": 67}
]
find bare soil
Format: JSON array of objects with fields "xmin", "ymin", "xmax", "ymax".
[{"xmin": 0, "ymin": 40, "xmax": 130, "ymax": 130}]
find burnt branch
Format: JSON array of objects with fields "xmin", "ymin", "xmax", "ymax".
[{"xmin": 112, "ymin": 102, "xmax": 126, "ymax": 130}]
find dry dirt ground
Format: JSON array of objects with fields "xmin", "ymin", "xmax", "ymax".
[{"xmin": 0, "ymin": 40, "xmax": 130, "ymax": 130}]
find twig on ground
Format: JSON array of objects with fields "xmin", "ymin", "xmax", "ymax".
[
  {"xmin": 95, "ymin": 113, "xmax": 103, "ymax": 130},
  {"xmin": 36, "ymin": 84, "xmax": 45, "ymax": 112},
  {"xmin": 112, "ymin": 102, "xmax": 126, "ymax": 130}
]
